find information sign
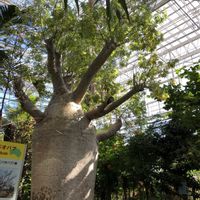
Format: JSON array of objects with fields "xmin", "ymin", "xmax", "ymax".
[{"xmin": 0, "ymin": 141, "xmax": 26, "ymax": 200}]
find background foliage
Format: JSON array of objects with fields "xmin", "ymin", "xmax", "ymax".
[{"xmin": 95, "ymin": 64, "xmax": 200, "ymax": 200}]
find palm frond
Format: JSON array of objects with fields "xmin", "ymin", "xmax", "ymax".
[
  {"xmin": 63, "ymin": 0, "xmax": 130, "ymax": 25},
  {"xmin": 0, "ymin": 5, "xmax": 18, "ymax": 26},
  {"xmin": 0, "ymin": 5, "xmax": 8, "ymax": 18}
]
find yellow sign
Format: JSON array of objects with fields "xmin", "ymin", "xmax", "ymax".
[
  {"xmin": 0, "ymin": 141, "xmax": 26, "ymax": 200},
  {"xmin": 0, "ymin": 141, "xmax": 25, "ymax": 160}
]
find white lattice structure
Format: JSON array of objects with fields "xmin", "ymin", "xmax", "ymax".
[{"xmin": 118, "ymin": 0, "xmax": 200, "ymax": 117}]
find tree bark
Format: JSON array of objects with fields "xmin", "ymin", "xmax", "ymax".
[
  {"xmin": 96, "ymin": 119, "xmax": 122, "ymax": 142},
  {"xmin": 13, "ymin": 77, "xmax": 45, "ymax": 122},
  {"xmin": 85, "ymin": 84, "xmax": 145, "ymax": 120},
  {"xmin": 72, "ymin": 39, "xmax": 117, "ymax": 103},
  {"xmin": 45, "ymin": 39, "xmax": 68, "ymax": 95},
  {"xmin": 31, "ymin": 99, "xmax": 98, "ymax": 200}
]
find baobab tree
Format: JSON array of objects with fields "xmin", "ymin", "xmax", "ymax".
[{"xmin": 1, "ymin": 0, "xmax": 174, "ymax": 199}]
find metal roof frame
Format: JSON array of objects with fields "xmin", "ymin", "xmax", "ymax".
[{"xmin": 119, "ymin": 0, "xmax": 200, "ymax": 116}]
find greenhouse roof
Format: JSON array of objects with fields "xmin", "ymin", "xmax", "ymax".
[
  {"xmin": 120, "ymin": 0, "xmax": 200, "ymax": 79},
  {"xmin": 156, "ymin": 0, "xmax": 200, "ymax": 66},
  {"xmin": 118, "ymin": 0, "xmax": 200, "ymax": 117}
]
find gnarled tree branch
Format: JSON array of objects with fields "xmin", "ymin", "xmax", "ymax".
[
  {"xmin": 13, "ymin": 77, "xmax": 45, "ymax": 122},
  {"xmin": 85, "ymin": 84, "xmax": 145, "ymax": 120},
  {"xmin": 96, "ymin": 119, "xmax": 122, "ymax": 142},
  {"xmin": 72, "ymin": 39, "xmax": 117, "ymax": 103},
  {"xmin": 85, "ymin": 101, "xmax": 108, "ymax": 121},
  {"xmin": 45, "ymin": 39, "xmax": 68, "ymax": 95}
]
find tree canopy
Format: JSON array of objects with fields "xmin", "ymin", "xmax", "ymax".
[{"xmin": 0, "ymin": 0, "xmax": 171, "ymax": 111}]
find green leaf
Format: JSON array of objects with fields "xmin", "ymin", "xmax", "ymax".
[
  {"xmin": 63, "ymin": 0, "xmax": 68, "ymax": 10},
  {"xmin": 115, "ymin": 9, "xmax": 121, "ymax": 22},
  {"xmin": 106, "ymin": 0, "xmax": 111, "ymax": 29},
  {"xmin": 94, "ymin": 0, "xmax": 100, "ymax": 5},
  {"xmin": 75, "ymin": 0, "xmax": 79, "ymax": 14},
  {"xmin": 118, "ymin": 0, "xmax": 130, "ymax": 21}
]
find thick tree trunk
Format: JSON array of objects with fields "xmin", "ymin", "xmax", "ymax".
[{"xmin": 31, "ymin": 101, "xmax": 98, "ymax": 200}]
